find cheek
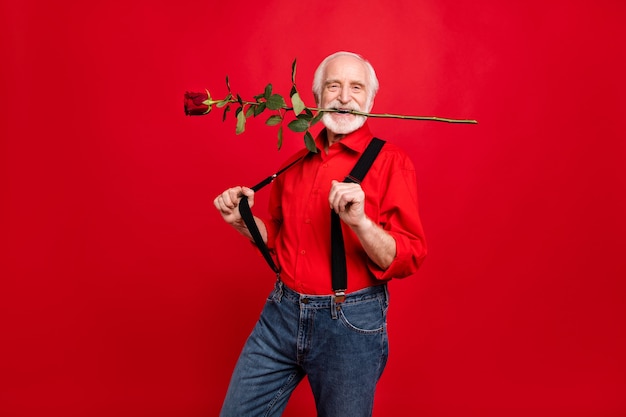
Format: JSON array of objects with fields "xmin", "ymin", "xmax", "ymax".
[
  {"xmin": 360, "ymin": 96, "xmax": 372, "ymax": 111},
  {"xmin": 321, "ymin": 92, "xmax": 337, "ymax": 107}
]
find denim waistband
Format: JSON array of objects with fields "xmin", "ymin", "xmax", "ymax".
[{"xmin": 275, "ymin": 280, "xmax": 388, "ymax": 308}]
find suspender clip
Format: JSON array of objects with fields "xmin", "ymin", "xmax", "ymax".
[{"xmin": 333, "ymin": 290, "xmax": 346, "ymax": 304}]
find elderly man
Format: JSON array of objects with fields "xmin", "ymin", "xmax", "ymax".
[{"xmin": 214, "ymin": 51, "xmax": 427, "ymax": 417}]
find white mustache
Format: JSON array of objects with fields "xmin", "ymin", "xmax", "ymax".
[{"xmin": 325, "ymin": 101, "xmax": 361, "ymax": 112}]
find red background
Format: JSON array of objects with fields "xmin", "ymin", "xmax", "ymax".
[{"xmin": 2, "ymin": 1, "xmax": 625, "ymax": 416}]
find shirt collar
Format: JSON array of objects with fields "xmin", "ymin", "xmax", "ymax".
[{"xmin": 314, "ymin": 122, "xmax": 374, "ymax": 154}]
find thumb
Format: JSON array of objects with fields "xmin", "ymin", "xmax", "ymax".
[
  {"xmin": 240, "ymin": 186, "xmax": 255, "ymax": 197},
  {"xmin": 240, "ymin": 187, "xmax": 255, "ymax": 208}
]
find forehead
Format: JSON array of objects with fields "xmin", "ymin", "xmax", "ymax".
[{"xmin": 324, "ymin": 55, "xmax": 368, "ymax": 84}]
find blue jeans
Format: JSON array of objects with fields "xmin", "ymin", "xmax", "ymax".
[{"xmin": 220, "ymin": 281, "xmax": 390, "ymax": 417}]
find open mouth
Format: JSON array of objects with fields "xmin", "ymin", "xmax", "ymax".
[{"xmin": 334, "ymin": 108, "xmax": 353, "ymax": 114}]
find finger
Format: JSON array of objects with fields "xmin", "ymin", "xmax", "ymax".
[
  {"xmin": 214, "ymin": 195, "xmax": 233, "ymax": 215},
  {"xmin": 329, "ymin": 180, "xmax": 342, "ymax": 210},
  {"xmin": 329, "ymin": 187, "xmax": 341, "ymax": 212},
  {"xmin": 240, "ymin": 186, "xmax": 254, "ymax": 197},
  {"xmin": 215, "ymin": 187, "xmax": 241, "ymax": 211},
  {"xmin": 225, "ymin": 188, "xmax": 242, "ymax": 208},
  {"xmin": 226, "ymin": 187, "xmax": 247, "ymax": 209},
  {"xmin": 240, "ymin": 187, "xmax": 255, "ymax": 207},
  {"xmin": 340, "ymin": 189, "xmax": 364, "ymax": 213}
]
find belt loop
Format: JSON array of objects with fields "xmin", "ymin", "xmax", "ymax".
[
  {"xmin": 331, "ymin": 297, "xmax": 339, "ymax": 320},
  {"xmin": 275, "ymin": 279, "xmax": 284, "ymax": 302}
]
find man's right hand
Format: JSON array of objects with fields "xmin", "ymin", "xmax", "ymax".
[{"xmin": 213, "ymin": 186, "xmax": 255, "ymax": 226}]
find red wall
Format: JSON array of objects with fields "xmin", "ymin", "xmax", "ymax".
[{"xmin": 2, "ymin": 1, "xmax": 625, "ymax": 416}]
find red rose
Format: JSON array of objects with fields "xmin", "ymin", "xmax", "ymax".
[{"xmin": 184, "ymin": 91, "xmax": 211, "ymax": 115}]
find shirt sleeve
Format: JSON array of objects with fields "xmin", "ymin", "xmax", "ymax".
[{"xmin": 367, "ymin": 151, "xmax": 427, "ymax": 280}]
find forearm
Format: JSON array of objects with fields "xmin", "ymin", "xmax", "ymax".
[
  {"xmin": 350, "ymin": 216, "xmax": 396, "ymax": 270},
  {"xmin": 231, "ymin": 216, "xmax": 268, "ymax": 244}
]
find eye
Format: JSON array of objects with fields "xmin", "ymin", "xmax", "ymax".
[
  {"xmin": 327, "ymin": 83, "xmax": 339, "ymax": 91},
  {"xmin": 352, "ymin": 85, "xmax": 363, "ymax": 92}
]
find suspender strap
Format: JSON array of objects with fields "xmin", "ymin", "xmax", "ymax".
[
  {"xmin": 344, "ymin": 138, "xmax": 386, "ymax": 185},
  {"xmin": 239, "ymin": 155, "xmax": 306, "ymax": 275},
  {"xmin": 249, "ymin": 156, "xmax": 305, "ymax": 193},
  {"xmin": 331, "ymin": 138, "xmax": 386, "ymax": 301},
  {"xmin": 239, "ymin": 196, "xmax": 279, "ymax": 274}
]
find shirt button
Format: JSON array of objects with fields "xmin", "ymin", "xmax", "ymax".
[
  {"xmin": 304, "ymin": 219, "xmax": 311, "ymax": 224},
  {"xmin": 300, "ymin": 250, "xmax": 306, "ymax": 255}
]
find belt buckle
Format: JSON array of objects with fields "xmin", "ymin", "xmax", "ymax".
[{"xmin": 333, "ymin": 290, "xmax": 346, "ymax": 304}]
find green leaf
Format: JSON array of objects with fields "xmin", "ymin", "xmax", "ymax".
[
  {"xmin": 291, "ymin": 92, "xmax": 306, "ymax": 116},
  {"xmin": 296, "ymin": 113, "xmax": 312, "ymax": 122},
  {"xmin": 266, "ymin": 94, "xmax": 286, "ymax": 110},
  {"xmin": 264, "ymin": 83, "xmax": 272, "ymax": 100},
  {"xmin": 266, "ymin": 115, "xmax": 282, "ymax": 126},
  {"xmin": 226, "ymin": 76, "xmax": 231, "ymax": 92},
  {"xmin": 291, "ymin": 59, "xmax": 297, "ymax": 84},
  {"xmin": 245, "ymin": 106, "xmax": 255, "ymax": 118},
  {"xmin": 290, "ymin": 85, "xmax": 297, "ymax": 97},
  {"xmin": 222, "ymin": 105, "xmax": 231, "ymax": 122},
  {"xmin": 236, "ymin": 94, "xmax": 243, "ymax": 106},
  {"xmin": 277, "ymin": 126, "xmax": 284, "ymax": 150},
  {"xmin": 236, "ymin": 110, "xmax": 246, "ymax": 135},
  {"xmin": 287, "ymin": 118, "xmax": 309, "ymax": 132},
  {"xmin": 310, "ymin": 110, "xmax": 324, "ymax": 126},
  {"xmin": 253, "ymin": 102, "xmax": 266, "ymax": 117},
  {"xmin": 304, "ymin": 131, "xmax": 317, "ymax": 153}
]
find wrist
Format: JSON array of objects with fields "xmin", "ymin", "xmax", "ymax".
[
  {"xmin": 351, "ymin": 215, "xmax": 373, "ymax": 232},
  {"xmin": 231, "ymin": 218, "xmax": 247, "ymax": 230}
]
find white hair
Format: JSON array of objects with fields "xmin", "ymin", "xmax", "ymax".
[{"xmin": 312, "ymin": 51, "xmax": 379, "ymax": 109}]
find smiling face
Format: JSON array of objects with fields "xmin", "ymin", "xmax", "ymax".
[{"xmin": 319, "ymin": 54, "xmax": 374, "ymax": 136}]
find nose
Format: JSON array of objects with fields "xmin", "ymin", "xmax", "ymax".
[{"xmin": 338, "ymin": 87, "xmax": 351, "ymax": 104}]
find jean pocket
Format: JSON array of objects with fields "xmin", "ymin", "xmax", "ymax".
[{"xmin": 338, "ymin": 298, "xmax": 386, "ymax": 334}]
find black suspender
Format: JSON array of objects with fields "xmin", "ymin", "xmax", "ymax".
[
  {"xmin": 238, "ymin": 137, "xmax": 386, "ymax": 297},
  {"xmin": 331, "ymin": 138, "xmax": 386, "ymax": 301},
  {"xmin": 239, "ymin": 155, "xmax": 305, "ymax": 276}
]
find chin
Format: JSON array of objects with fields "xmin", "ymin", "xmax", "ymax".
[{"xmin": 322, "ymin": 113, "xmax": 367, "ymax": 135}]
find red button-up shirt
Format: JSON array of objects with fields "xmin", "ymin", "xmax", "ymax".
[{"xmin": 262, "ymin": 123, "xmax": 427, "ymax": 295}]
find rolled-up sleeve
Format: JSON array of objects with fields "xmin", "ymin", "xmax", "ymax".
[{"xmin": 368, "ymin": 153, "xmax": 427, "ymax": 280}]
